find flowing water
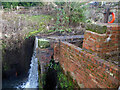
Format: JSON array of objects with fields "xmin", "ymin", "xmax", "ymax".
[{"xmin": 16, "ymin": 37, "xmax": 39, "ymax": 89}]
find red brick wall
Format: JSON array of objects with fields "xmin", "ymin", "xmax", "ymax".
[
  {"xmin": 83, "ymin": 25, "xmax": 120, "ymax": 60},
  {"xmin": 54, "ymin": 41, "xmax": 60, "ymax": 62},
  {"xmin": 36, "ymin": 47, "xmax": 53, "ymax": 64},
  {"xmin": 56, "ymin": 41, "xmax": 119, "ymax": 88},
  {"xmin": 53, "ymin": 24, "xmax": 119, "ymax": 88}
]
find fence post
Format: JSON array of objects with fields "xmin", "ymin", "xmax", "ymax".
[{"xmin": 104, "ymin": 6, "xmax": 110, "ymax": 23}]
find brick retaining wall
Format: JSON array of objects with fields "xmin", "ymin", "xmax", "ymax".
[
  {"xmin": 83, "ymin": 24, "xmax": 120, "ymax": 61},
  {"xmin": 54, "ymin": 41, "xmax": 119, "ymax": 88},
  {"xmin": 53, "ymin": 24, "xmax": 119, "ymax": 88}
]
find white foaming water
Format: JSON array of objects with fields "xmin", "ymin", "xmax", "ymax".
[
  {"xmin": 17, "ymin": 37, "xmax": 39, "ymax": 89},
  {"xmin": 22, "ymin": 53, "xmax": 38, "ymax": 88}
]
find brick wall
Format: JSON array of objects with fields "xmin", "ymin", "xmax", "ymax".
[
  {"xmin": 83, "ymin": 24, "xmax": 120, "ymax": 61},
  {"xmin": 56, "ymin": 41, "xmax": 119, "ymax": 88},
  {"xmin": 53, "ymin": 24, "xmax": 119, "ymax": 88},
  {"xmin": 36, "ymin": 47, "xmax": 53, "ymax": 64},
  {"xmin": 54, "ymin": 41, "xmax": 60, "ymax": 62}
]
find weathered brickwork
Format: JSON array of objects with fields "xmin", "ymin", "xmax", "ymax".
[
  {"xmin": 36, "ymin": 47, "xmax": 53, "ymax": 64},
  {"xmin": 54, "ymin": 41, "xmax": 60, "ymax": 62},
  {"xmin": 83, "ymin": 25, "xmax": 120, "ymax": 60},
  {"xmin": 54, "ymin": 41, "xmax": 119, "ymax": 88},
  {"xmin": 53, "ymin": 24, "xmax": 119, "ymax": 88}
]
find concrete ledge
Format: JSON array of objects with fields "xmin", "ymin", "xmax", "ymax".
[{"xmin": 47, "ymin": 35, "xmax": 84, "ymax": 41}]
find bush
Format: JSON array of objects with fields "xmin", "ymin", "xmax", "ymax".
[
  {"xmin": 69, "ymin": 2, "xmax": 86, "ymax": 24},
  {"xmin": 52, "ymin": 2, "xmax": 87, "ymax": 32}
]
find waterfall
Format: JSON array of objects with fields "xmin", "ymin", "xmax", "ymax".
[
  {"xmin": 22, "ymin": 53, "xmax": 38, "ymax": 88},
  {"xmin": 17, "ymin": 37, "xmax": 39, "ymax": 89}
]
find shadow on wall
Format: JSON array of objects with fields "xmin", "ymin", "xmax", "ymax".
[
  {"xmin": 43, "ymin": 59, "xmax": 57, "ymax": 90},
  {"xmin": 2, "ymin": 36, "xmax": 35, "ymax": 80}
]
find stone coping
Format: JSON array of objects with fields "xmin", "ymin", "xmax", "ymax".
[
  {"xmin": 94, "ymin": 22, "xmax": 120, "ymax": 27},
  {"xmin": 47, "ymin": 35, "xmax": 84, "ymax": 41},
  {"xmin": 85, "ymin": 30, "xmax": 106, "ymax": 36}
]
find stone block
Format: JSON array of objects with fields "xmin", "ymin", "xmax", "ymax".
[{"xmin": 38, "ymin": 39, "xmax": 50, "ymax": 49}]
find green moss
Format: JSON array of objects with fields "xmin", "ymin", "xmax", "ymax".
[
  {"xmin": 85, "ymin": 23, "xmax": 107, "ymax": 34},
  {"xmin": 38, "ymin": 39, "xmax": 50, "ymax": 49},
  {"xmin": 3, "ymin": 62, "xmax": 9, "ymax": 71},
  {"xmin": 46, "ymin": 59, "xmax": 79, "ymax": 88},
  {"xmin": 2, "ymin": 43, "xmax": 6, "ymax": 49},
  {"xmin": 38, "ymin": 60, "xmax": 43, "ymax": 89},
  {"xmin": 81, "ymin": 49, "xmax": 84, "ymax": 51},
  {"xmin": 25, "ymin": 26, "xmax": 45, "ymax": 38},
  {"xmin": 47, "ymin": 30, "xmax": 55, "ymax": 33}
]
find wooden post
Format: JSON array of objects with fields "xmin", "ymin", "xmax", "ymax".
[{"xmin": 103, "ymin": 6, "xmax": 110, "ymax": 23}]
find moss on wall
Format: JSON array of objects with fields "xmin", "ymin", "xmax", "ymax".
[
  {"xmin": 85, "ymin": 23, "xmax": 107, "ymax": 34},
  {"xmin": 38, "ymin": 39, "xmax": 50, "ymax": 49}
]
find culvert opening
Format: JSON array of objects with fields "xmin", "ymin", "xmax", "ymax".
[{"xmin": 2, "ymin": 36, "xmax": 35, "ymax": 88}]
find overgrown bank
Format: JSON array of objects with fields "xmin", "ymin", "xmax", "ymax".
[
  {"xmin": 2, "ymin": 10, "xmax": 53, "ymax": 80},
  {"xmin": 38, "ymin": 59, "xmax": 80, "ymax": 89},
  {"xmin": 2, "ymin": 36, "xmax": 35, "ymax": 80}
]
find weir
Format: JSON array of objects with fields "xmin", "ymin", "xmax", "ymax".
[
  {"xmin": 17, "ymin": 37, "xmax": 39, "ymax": 89},
  {"xmin": 36, "ymin": 35, "xmax": 84, "ymax": 89},
  {"xmin": 17, "ymin": 23, "xmax": 119, "ymax": 89},
  {"xmin": 21, "ymin": 37, "xmax": 39, "ymax": 88},
  {"xmin": 36, "ymin": 23, "xmax": 119, "ymax": 88},
  {"xmin": 49, "ymin": 24, "xmax": 119, "ymax": 88}
]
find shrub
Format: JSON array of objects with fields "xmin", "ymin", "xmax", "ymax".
[{"xmin": 69, "ymin": 2, "xmax": 86, "ymax": 24}]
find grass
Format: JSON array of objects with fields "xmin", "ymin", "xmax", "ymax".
[
  {"xmin": 19, "ymin": 14, "xmax": 53, "ymax": 38},
  {"xmin": 20, "ymin": 14, "xmax": 53, "ymax": 23},
  {"xmin": 25, "ymin": 29, "xmax": 43, "ymax": 39},
  {"xmin": 3, "ymin": 12, "xmax": 54, "ymax": 39}
]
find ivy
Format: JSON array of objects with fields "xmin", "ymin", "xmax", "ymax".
[
  {"xmin": 46, "ymin": 59, "xmax": 77, "ymax": 89},
  {"xmin": 54, "ymin": 8, "xmax": 70, "ymax": 32}
]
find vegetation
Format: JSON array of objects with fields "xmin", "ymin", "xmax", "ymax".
[
  {"xmin": 2, "ymin": 1, "xmax": 119, "ymax": 89},
  {"xmin": 69, "ymin": 2, "xmax": 87, "ymax": 23},
  {"xmin": 38, "ymin": 39, "xmax": 50, "ymax": 49},
  {"xmin": 2, "ymin": 2, "xmax": 43, "ymax": 8},
  {"xmin": 38, "ymin": 60, "xmax": 43, "ymax": 89},
  {"xmin": 45, "ymin": 59, "xmax": 79, "ymax": 89},
  {"xmin": 53, "ymin": 8, "xmax": 71, "ymax": 32},
  {"xmin": 19, "ymin": 14, "xmax": 53, "ymax": 38},
  {"xmin": 49, "ymin": 2, "xmax": 87, "ymax": 33},
  {"xmin": 85, "ymin": 23, "xmax": 107, "ymax": 34},
  {"xmin": 2, "ymin": 2, "xmax": 87, "ymax": 39}
]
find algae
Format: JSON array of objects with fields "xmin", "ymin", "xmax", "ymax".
[{"xmin": 38, "ymin": 39, "xmax": 50, "ymax": 49}]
